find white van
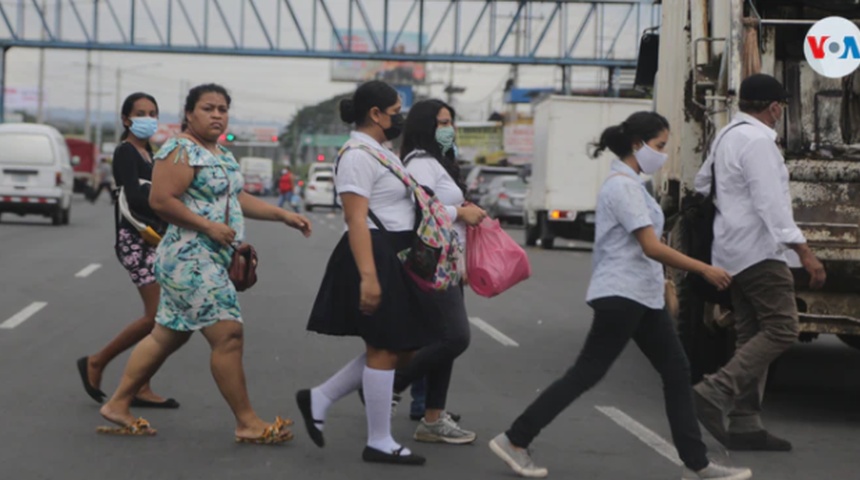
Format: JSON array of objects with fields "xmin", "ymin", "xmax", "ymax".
[{"xmin": 0, "ymin": 124, "xmax": 75, "ymax": 225}]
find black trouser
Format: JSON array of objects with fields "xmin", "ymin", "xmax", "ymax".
[
  {"xmin": 506, "ymin": 296, "xmax": 708, "ymax": 471},
  {"xmin": 88, "ymin": 182, "xmax": 112, "ymax": 201},
  {"xmin": 394, "ymin": 284, "xmax": 471, "ymax": 411}
]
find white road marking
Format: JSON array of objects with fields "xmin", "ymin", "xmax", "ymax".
[
  {"xmin": 1, "ymin": 302, "xmax": 48, "ymax": 330},
  {"xmin": 74, "ymin": 263, "xmax": 102, "ymax": 278},
  {"xmin": 468, "ymin": 317, "xmax": 519, "ymax": 347},
  {"xmin": 595, "ymin": 406, "xmax": 682, "ymax": 466}
]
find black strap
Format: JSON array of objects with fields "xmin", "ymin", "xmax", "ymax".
[
  {"xmin": 367, "ymin": 209, "xmax": 388, "ymax": 233},
  {"xmin": 708, "ymin": 121, "xmax": 749, "ymax": 201}
]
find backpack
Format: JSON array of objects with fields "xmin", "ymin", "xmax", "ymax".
[
  {"xmin": 336, "ymin": 141, "xmax": 461, "ymax": 292},
  {"xmin": 668, "ymin": 121, "xmax": 748, "ymax": 308}
]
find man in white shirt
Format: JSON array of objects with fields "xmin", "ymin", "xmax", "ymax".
[{"xmin": 691, "ymin": 74, "xmax": 826, "ymax": 452}]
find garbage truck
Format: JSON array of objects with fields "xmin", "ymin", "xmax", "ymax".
[{"xmin": 645, "ymin": 0, "xmax": 860, "ymax": 380}]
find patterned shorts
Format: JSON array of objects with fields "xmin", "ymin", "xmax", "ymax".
[{"xmin": 115, "ymin": 227, "xmax": 157, "ymax": 287}]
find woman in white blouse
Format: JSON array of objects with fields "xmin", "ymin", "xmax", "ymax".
[
  {"xmin": 394, "ymin": 99, "xmax": 487, "ymax": 444},
  {"xmin": 299, "ymin": 81, "xmax": 432, "ymax": 466}
]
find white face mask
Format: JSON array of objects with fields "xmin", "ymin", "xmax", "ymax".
[{"xmin": 634, "ymin": 143, "xmax": 669, "ymax": 175}]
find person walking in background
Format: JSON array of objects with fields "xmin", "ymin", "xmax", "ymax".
[
  {"xmin": 692, "ymin": 74, "xmax": 826, "ymax": 452},
  {"xmin": 277, "ymin": 167, "xmax": 299, "ymax": 212},
  {"xmin": 297, "ymin": 81, "xmax": 432, "ymax": 465},
  {"xmin": 77, "ymin": 92, "xmax": 177, "ymax": 409},
  {"xmin": 489, "ymin": 112, "xmax": 751, "ymax": 480},
  {"xmin": 96, "ymin": 84, "xmax": 312, "ymax": 443},
  {"xmin": 88, "ymin": 158, "xmax": 114, "ymax": 203}
]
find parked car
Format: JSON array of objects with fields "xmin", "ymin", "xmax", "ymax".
[
  {"xmin": 0, "ymin": 123, "xmax": 75, "ymax": 225},
  {"xmin": 308, "ymin": 162, "xmax": 334, "ymax": 179},
  {"xmin": 479, "ymin": 175, "xmax": 527, "ymax": 224},
  {"xmin": 303, "ymin": 173, "xmax": 338, "ymax": 211},
  {"xmin": 463, "ymin": 165, "xmax": 519, "ymax": 204}
]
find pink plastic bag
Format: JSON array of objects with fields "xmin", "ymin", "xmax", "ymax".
[{"xmin": 466, "ymin": 218, "xmax": 532, "ymax": 298}]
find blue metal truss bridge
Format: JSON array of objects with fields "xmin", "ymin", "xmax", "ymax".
[{"xmin": 0, "ymin": 0, "xmax": 659, "ymax": 112}]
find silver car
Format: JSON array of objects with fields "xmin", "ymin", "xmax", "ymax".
[{"xmin": 479, "ymin": 175, "xmax": 527, "ymax": 224}]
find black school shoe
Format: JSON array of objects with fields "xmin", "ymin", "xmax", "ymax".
[
  {"xmin": 362, "ymin": 446, "xmax": 426, "ymax": 466},
  {"xmin": 296, "ymin": 389, "xmax": 325, "ymax": 448}
]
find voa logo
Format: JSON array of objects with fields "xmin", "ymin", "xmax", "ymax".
[{"xmin": 805, "ymin": 16, "xmax": 860, "ymax": 78}]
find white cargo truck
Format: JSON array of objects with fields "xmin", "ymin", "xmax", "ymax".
[
  {"xmin": 524, "ymin": 95, "xmax": 652, "ymax": 249},
  {"xmin": 239, "ymin": 156, "xmax": 274, "ymax": 196}
]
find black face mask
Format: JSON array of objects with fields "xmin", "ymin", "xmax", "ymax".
[{"xmin": 383, "ymin": 113, "xmax": 404, "ymax": 141}]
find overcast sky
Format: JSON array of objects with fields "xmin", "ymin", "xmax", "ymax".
[{"xmin": 3, "ymin": 0, "xmax": 658, "ymax": 126}]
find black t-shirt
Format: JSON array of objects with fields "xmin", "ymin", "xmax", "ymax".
[{"xmin": 112, "ymin": 142, "xmax": 162, "ymax": 235}]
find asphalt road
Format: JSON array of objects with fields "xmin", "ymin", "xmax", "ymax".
[{"xmin": 1, "ymin": 195, "xmax": 858, "ymax": 480}]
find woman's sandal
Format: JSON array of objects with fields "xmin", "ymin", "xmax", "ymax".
[
  {"xmin": 96, "ymin": 417, "xmax": 157, "ymax": 436},
  {"xmin": 235, "ymin": 416, "xmax": 294, "ymax": 445}
]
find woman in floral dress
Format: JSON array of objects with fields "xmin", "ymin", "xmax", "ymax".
[{"xmin": 96, "ymin": 84, "xmax": 312, "ymax": 443}]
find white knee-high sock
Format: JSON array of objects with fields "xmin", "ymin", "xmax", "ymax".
[
  {"xmin": 310, "ymin": 353, "xmax": 366, "ymax": 430},
  {"xmin": 363, "ymin": 366, "xmax": 411, "ymax": 454}
]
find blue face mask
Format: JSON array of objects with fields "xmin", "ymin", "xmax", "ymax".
[
  {"xmin": 129, "ymin": 117, "xmax": 158, "ymax": 140},
  {"xmin": 435, "ymin": 126, "xmax": 456, "ymax": 155}
]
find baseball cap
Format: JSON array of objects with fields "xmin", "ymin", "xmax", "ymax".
[{"xmin": 740, "ymin": 74, "xmax": 790, "ymax": 103}]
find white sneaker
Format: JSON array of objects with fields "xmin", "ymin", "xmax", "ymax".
[
  {"xmin": 489, "ymin": 433, "xmax": 548, "ymax": 478},
  {"xmin": 414, "ymin": 415, "xmax": 477, "ymax": 444},
  {"xmin": 682, "ymin": 462, "xmax": 752, "ymax": 480}
]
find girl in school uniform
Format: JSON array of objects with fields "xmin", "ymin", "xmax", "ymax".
[{"xmin": 299, "ymin": 81, "xmax": 431, "ymax": 466}]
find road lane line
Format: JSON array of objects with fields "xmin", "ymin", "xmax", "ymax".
[
  {"xmin": 74, "ymin": 263, "xmax": 102, "ymax": 278},
  {"xmin": 595, "ymin": 406, "xmax": 682, "ymax": 466},
  {"xmin": 1, "ymin": 302, "xmax": 48, "ymax": 330},
  {"xmin": 468, "ymin": 317, "xmax": 519, "ymax": 347}
]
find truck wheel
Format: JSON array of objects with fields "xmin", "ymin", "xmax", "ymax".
[
  {"xmin": 837, "ymin": 334, "xmax": 860, "ymax": 350},
  {"xmin": 524, "ymin": 215, "xmax": 539, "ymax": 247},
  {"xmin": 539, "ymin": 212, "xmax": 555, "ymax": 250},
  {"xmin": 51, "ymin": 206, "xmax": 63, "ymax": 226}
]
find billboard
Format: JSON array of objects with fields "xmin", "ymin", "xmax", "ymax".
[
  {"xmin": 456, "ymin": 122, "xmax": 505, "ymax": 164},
  {"xmin": 4, "ymin": 87, "xmax": 40, "ymax": 110},
  {"xmin": 331, "ymin": 31, "xmax": 427, "ymax": 84},
  {"xmin": 503, "ymin": 118, "xmax": 535, "ymax": 165}
]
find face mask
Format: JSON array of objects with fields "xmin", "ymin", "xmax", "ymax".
[
  {"xmin": 129, "ymin": 117, "xmax": 158, "ymax": 140},
  {"xmin": 435, "ymin": 126, "xmax": 456, "ymax": 155},
  {"xmin": 383, "ymin": 113, "xmax": 404, "ymax": 141},
  {"xmin": 634, "ymin": 143, "xmax": 668, "ymax": 175}
]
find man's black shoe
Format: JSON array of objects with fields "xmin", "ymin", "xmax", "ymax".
[{"xmin": 728, "ymin": 430, "xmax": 792, "ymax": 451}]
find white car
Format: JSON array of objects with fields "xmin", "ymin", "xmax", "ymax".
[
  {"xmin": 303, "ymin": 173, "xmax": 338, "ymax": 212},
  {"xmin": 0, "ymin": 123, "xmax": 75, "ymax": 225}
]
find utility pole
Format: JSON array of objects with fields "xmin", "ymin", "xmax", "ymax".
[
  {"xmin": 36, "ymin": 0, "xmax": 46, "ymax": 123},
  {"xmin": 95, "ymin": 51, "xmax": 103, "ymax": 152},
  {"xmin": 115, "ymin": 68, "xmax": 122, "ymax": 142},
  {"xmin": 84, "ymin": 50, "xmax": 92, "ymax": 141}
]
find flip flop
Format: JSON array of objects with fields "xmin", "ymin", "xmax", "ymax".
[
  {"xmin": 96, "ymin": 417, "xmax": 157, "ymax": 436},
  {"xmin": 235, "ymin": 416, "xmax": 294, "ymax": 445},
  {"xmin": 76, "ymin": 356, "xmax": 106, "ymax": 403},
  {"xmin": 130, "ymin": 397, "xmax": 180, "ymax": 409}
]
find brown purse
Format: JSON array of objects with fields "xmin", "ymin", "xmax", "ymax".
[{"xmin": 221, "ymin": 166, "xmax": 258, "ymax": 292}]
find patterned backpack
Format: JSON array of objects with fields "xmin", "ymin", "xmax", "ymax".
[{"xmin": 337, "ymin": 141, "xmax": 461, "ymax": 291}]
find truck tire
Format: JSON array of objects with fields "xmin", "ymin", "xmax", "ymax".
[
  {"xmin": 837, "ymin": 334, "xmax": 860, "ymax": 351},
  {"xmin": 524, "ymin": 214, "xmax": 539, "ymax": 246},
  {"xmin": 51, "ymin": 206, "xmax": 64, "ymax": 226},
  {"xmin": 538, "ymin": 212, "xmax": 555, "ymax": 250}
]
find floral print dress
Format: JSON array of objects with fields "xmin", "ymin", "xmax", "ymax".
[{"xmin": 153, "ymin": 138, "xmax": 245, "ymax": 332}]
